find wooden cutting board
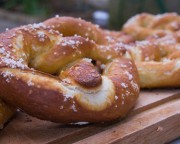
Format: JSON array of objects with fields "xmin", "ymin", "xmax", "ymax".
[{"xmin": 0, "ymin": 89, "xmax": 180, "ymax": 144}]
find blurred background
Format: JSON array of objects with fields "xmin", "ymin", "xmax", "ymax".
[{"xmin": 0, "ymin": 0, "xmax": 179, "ymax": 32}]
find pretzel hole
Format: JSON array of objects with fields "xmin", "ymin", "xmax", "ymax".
[{"xmin": 91, "ymin": 60, "xmax": 104, "ymax": 74}]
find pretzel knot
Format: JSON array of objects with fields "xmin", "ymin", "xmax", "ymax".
[
  {"xmin": 121, "ymin": 31, "xmax": 180, "ymax": 88},
  {"xmin": 0, "ymin": 17, "xmax": 139, "ymax": 123},
  {"xmin": 123, "ymin": 13, "xmax": 180, "ymax": 40}
]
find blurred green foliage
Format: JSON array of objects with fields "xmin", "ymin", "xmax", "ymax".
[
  {"xmin": 2, "ymin": 0, "xmax": 50, "ymax": 16},
  {"xmin": 109, "ymin": 0, "xmax": 167, "ymax": 30}
]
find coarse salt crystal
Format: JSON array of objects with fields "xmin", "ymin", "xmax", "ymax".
[
  {"xmin": 71, "ymin": 103, "xmax": 77, "ymax": 112},
  {"xmin": 30, "ymin": 23, "xmax": 46, "ymax": 29},
  {"xmin": 0, "ymin": 47, "xmax": 5, "ymax": 54},
  {"xmin": 83, "ymin": 58, "xmax": 92, "ymax": 63},
  {"xmin": 2, "ymin": 57, "xmax": 26, "ymax": 69},
  {"xmin": 59, "ymin": 105, "xmax": 64, "ymax": 109},
  {"xmin": 125, "ymin": 71, "xmax": 133, "ymax": 80},
  {"xmin": 27, "ymin": 79, "xmax": 34, "ymax": 86},
  {"xmin": 100, "ymin": 64, "xmax": 106, "ymax": 69},
  {"xmin": 37, "ymin": 31, "xmax": 46, "ymax": 42},
  {"xmin": 121, "ymin": 82, "xmax": 128, "ymax": 88},
  {"xmin": 1, "ymin": 71, "xmax": 14, "ymax": 83}
]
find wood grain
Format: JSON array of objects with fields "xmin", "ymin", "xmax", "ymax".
[
  {"xmin": 75, "ymin": 99, "xmax": 180, "ymax": 144},
  {"xmin": 0, "ymin": 89, "xmax": 180, "ymax": 144}
]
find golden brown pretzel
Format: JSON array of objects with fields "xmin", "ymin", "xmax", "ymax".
[
  {"xmin": 122, "ymin": 13, "xmax": 180, "ymax": 40},
  {"xmin": 0, "ymin": 16, "xmax": 139, "ymax": 123},
  {"xmin": 43, "ymin": 16, "xmax": 135, "ymax": 45},
  {"xmin": 122, "ymin": 31, "xmax": 180, "ymax": 88}
]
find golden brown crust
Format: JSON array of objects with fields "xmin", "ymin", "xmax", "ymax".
[
  {"xmin": 44, "ymin": 17, "xmax": 134, "ymax": 45},
  {"xmin": 0, "ymin": 58, "xmax": 139, "ymax": 123},
  {"xmin": 120, "ymin": 13, "xmax": 180, "ymax": 88},
  {"xmin": 122, "ymin": 32, "xmax": 180, "ymax": 88},
  {"xmin": 122, "ymin": 13, "xmax": 180, "ymax": 40},
  {"xmin": 0, "ymin": 16, "xmax": 139, "ymax": 123},
  {"xmin": 60, "ymin": 59, "xmax": 102, "ymax": 88}
]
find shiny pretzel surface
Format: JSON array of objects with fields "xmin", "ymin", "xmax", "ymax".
[
  {"xmin": 123, "ymin": 13, "xmax": 180, "ymax": 40},
  {"xmin": 122, "ymin": 13, "xmax": 180, "ymax": 88},
  {"xmin": 0, "ymin": 16, "xmax": 139, "ymax": 123}
]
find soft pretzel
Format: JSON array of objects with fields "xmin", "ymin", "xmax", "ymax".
[
  {"xmin": 122, "ymin": 13, "xmax": 180, "ymax": 40},
  {"xmin": 121, "ymin": 31, "xmax": 180, "ymax": 88},
  {"xmin": 0, "ymin": 16, "xmax": 139, "ymax": 123}
]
